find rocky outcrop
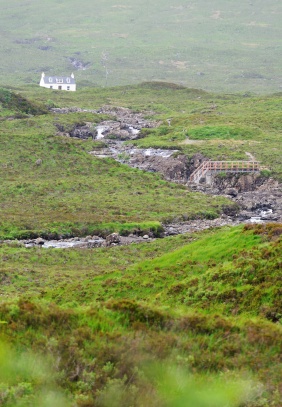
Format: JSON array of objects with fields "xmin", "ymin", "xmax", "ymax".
[
  {"xmin": 55, "ymin": 122, "xmax": 96, "ymax": 140},
  {"xmin": 95, "ymin": 120, "xmax": 143, "ymax": 140},
  {"xmin": 128, "ymin": 153, "xmax": 189, "ymax": 183},
  {"xmin": 105, "ymin": 233, "xmax": 121, "ymax": 246},
  {"xmin": 187, "ymin": 153, "xmax": 208, "ymax": 176},
  {"xmin": 52, "ymin": 105, "xmax": 159, "ymax": 141},
  {"xmin": 96, "ymin": 106, "xmax": 157, "ymax": 128},
  {"xmin": 234, "ymin": 180, "xmax": 282, "ymax": 222},
  {"xmin": 211, "ymin": 173, "xmax": 269, "ymax": 194},
  {"xmin": 163, "ymin": 215, "xmax": 241, "ymax": 236},
  {"xmin": 191, "ymin": 175, "xmax": 282, "ymax": 223},
  {"xmin": 69, "ymin": 124, "xmax": 96, "ymax": 140},
  {"xmin": 68, "ymin": 57, "xmax": 91, "ymax": 70}
]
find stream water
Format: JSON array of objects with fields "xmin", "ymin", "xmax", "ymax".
[
  {"xmin": 42, "ymin": 238, "xmax": 104, "ymax": 249},
  {"xmin": 250, "ymin": 209, "xmax": 273, "ymax": 223},
  {"xmin": 18, "ymin": 208, "xmax": 272, "ymax": 249},
  {"xmin": 96, "ymin": 125, "xmax": 109, "ymax": 139}
]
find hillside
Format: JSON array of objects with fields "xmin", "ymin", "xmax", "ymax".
[
  {"xmin": 0, "ymin": 0, "xmax": 281, "ymax": 93},
  {"xmin": 1, "ymin": 225, "xmax": 281, "ymax": 406},
  {"xmin": 0, "ymin": 84, "xmax": 281, "ymax": 406}
]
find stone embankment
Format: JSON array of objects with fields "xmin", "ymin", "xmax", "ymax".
[{"xmin": 190, "ymin": 174, "xmax": 282, "ymax": 223}]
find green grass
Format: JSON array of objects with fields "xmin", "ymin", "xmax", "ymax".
[
  {"xmin": 0, "ymin": 0, "xmax": 281, "ymax": 93},
  {"xmin": 0, "ymin": 225, "xmax": 281, "ymax": 406},
  {"xmin": 1, "ymin": 225, "xmax": 281, "ymax": 316}
]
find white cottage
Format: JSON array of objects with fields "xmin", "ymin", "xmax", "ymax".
[{"xmin": 39, "ymin": 72, "xmax": 76, "ymax": 91}]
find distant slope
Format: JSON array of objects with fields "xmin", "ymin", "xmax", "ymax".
[{"xmin": 0, "ymin": 0, "xmax": 281, "ymax": 92}]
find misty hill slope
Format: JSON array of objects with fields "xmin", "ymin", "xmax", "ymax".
[{"xmin": 0, "ymin": 0, "xmax": 281, "ymax": 92}]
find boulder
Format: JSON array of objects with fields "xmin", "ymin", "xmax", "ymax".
[
  {"xmin": 105, "ymin": 233, "xmax": 121, "ymax": 246},
  {"xmin": 225, "ymin": 188, "xmax": 238, "ymax": 197},
  {"xmin": 69, "ymin": 124, "xmax": 95, "ymax": 140},
  {"xmin": 35, "ymin": 237, "xmax": 45, "ymax": 245}
]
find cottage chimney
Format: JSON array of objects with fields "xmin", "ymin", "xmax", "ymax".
[
  {"xmin": 71, "ymin": 72, "xmax": 74, "ymax": 78},
  {"xmin": 41, "ymin": 72, "xmax": 45, "ymax": 78}
]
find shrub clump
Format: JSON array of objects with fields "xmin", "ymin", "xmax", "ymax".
[
  {"xmin": 106, "ymin": 299, "xmax": 168, "ymax": 329},
  {"xmin": 0, "ymin": 88, "xmax": 48, "ymax": 115}
]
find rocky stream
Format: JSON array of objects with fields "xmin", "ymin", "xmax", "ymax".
[{"xmin": 3, "ymin": 106, "xmax": 281, "ymax": 249}]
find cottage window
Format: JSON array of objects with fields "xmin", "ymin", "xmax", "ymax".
[
  {"xmin": 66, "ymin": 78, "xmax": 70, "ymax": 83},
  {"xmin": 56, "ymin": 78, "xmax": 63, "ymax": 83},
  {"xmin": 49, "ymin": 78, "xmax": 53, "ymax": 82},
  {"xmin": 67, "ymin": 86, "xmax": 70, "ymax": 90}
]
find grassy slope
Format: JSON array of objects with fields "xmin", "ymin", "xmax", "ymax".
[
  {"xmin": 0, "ymin": 225, "xmax": 281, "ymax": 406},
  {"xmin": 0, "ymin": 0, "xmax": 281, "ymax": 93},
  {"xmin": 1, "ymin": 225, "xmax": 281, "ymax": 316}
]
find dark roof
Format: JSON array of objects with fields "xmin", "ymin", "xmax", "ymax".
[{"xmin": 43, "ymin": 76, "xmax": 75, "ymax": 85}]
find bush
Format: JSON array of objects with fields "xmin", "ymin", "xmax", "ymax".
[{"xmin": 260, "ymin": 169, "xmax": 272, "ymax": 178}]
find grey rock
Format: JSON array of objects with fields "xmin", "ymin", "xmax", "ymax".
[
  {"xmin": 106, "ymin": 233, "xmax": 121, "ymax": 246},
  {"xmin": 35, "ymin": 237, "xmax": 45, "ymax": 245},
  {"xmin": 225, "ymin": 188, "xmax": 238, "ymax": 197}
]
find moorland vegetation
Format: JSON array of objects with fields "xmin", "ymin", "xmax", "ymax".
[
  {"xmin": 0, "ymin": 0, "xmax": 281, "ymax": 93},
  {"xmin": 0, "ymin": 83, "xmax": 281, "ymax": 406}
]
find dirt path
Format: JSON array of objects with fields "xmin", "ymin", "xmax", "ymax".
[
  {"xmin": 245, "ymin": 151, "xmax": 256, "ymax": 161},
  {"xmin": 181, "ymin": 139, "xmax": 204, "ymax": 145}
]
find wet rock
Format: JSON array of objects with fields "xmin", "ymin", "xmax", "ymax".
[
  {"xmin": 69, "ymin": 124, "xmax": 95, "ymax": 140},
  {"xmin": 212, "ymin": 173, "xmax": 267, "ymax": 193},
  {"xmin": 106, "ymin": 233, "xmax": 121, "ymax": 246},
  {"xmin": 225, "ymin": 188, "xmax": 238, "ymax": 197},
  {"xmin": 188, "ymin": 153, "xmax": 208, "ymax": 176},
  {"xmin": 35, "ymin": 237, "xmax": 45, "ymax": 245},
  {"xmin": 87, "ymin": 239, "xmax": 105, "ymax": 248},
  {"xmin": 166, "ymin": 227, "xmax": 179, "ymax": 236}
]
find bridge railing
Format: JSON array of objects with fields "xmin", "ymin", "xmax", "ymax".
[
  {"xmin": 189, "ymin": 161, "xmax": 261, "ymax": 183},
  {"xmin": 209, "ymin": 161, "xmax": 260, "ymax": 171}
]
